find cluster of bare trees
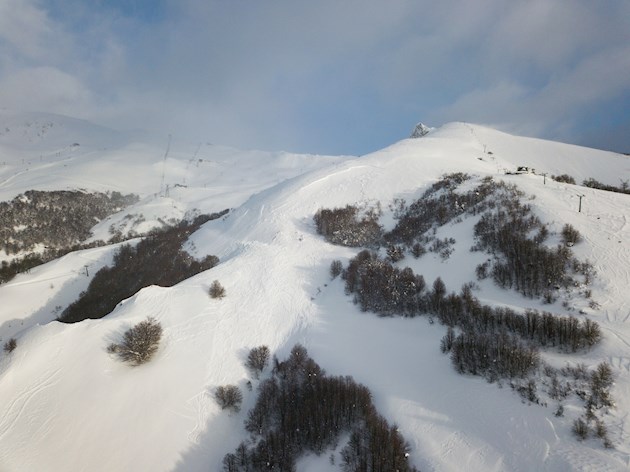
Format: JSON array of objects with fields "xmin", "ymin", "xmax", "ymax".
[
  {"xmin": 319, "ymin": 174, "xmax": 593, "ymax": 307},
  {"xmin": 473, "ymin": 198, "xmax": 590, "ymax": 298},
  {"xmin": 342, "ymin": 250, "xmax": 426, "ymax": 315},
  {"xmin": 222, "ymin": 345, "xmax": 417, "ymax": 471},
  {"xmin": 0, "ymin": 190, "xmax": 138, "ymax": 255},
  {"xmin": 59, "ymin": 213, "xmax": 224, "ymax": 323},
  {"xmin": 315, "ymin": 173, "xmax": 613, "ymax": 447},
  {"xmin": 314, "ymin": 205, "xmax": 382, "ymax": 247},
  {"xmin": 583, "ymin": 177, "xmax": 630, "ymax": 195},
  {"xmin": 342, "ymin": 251, "xmax": 600, "ymax": 351}
]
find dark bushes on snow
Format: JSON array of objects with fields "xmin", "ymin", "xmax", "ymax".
[
  {"xmin": 572, "ymin": 418, "xmax": 589, "ymax": 440},
  {"xmin": 472, "ymin": 196, "xmax": 588, "ymax": 298},
  {"xmin": 583, "ymin": 178, "xmax": 630, "ymax": 195},
  {"xmin": 314, "ymin": 205, "xmax": 382, "ymax": 247},
  {"xmin": 222, "ymin": 345, "xmax": 418, "ymax": 471},
  {"xmin": 3, "ymin": 338, "xmax": 17, "ymax": 354},
  {"xmin": 343, "ymin": 250, "xmax": 426, "ymax": 316},
  {"xmin": 316, "ymin": 174, "xmax": 609, "ymax": 446},
  {"xmin": 59, "ymin": 211, "xmax": 226, "ymax": 323},
  {"xmin": 552, "ymin": 174, "xmax": 576, "ymax": 184},
  {"xmin": 318, "ymin": 175, "xmax": 594, "ymax": 305},
  {"xmin": 561, "ymin": 224, "xmax": 582, "ymax": 246},
  {"xmin": 448, "ymin": 330, "xmax": 540, "ymax": 379},
  {"xmin": 329, "ymin": 259, "xmax": 343, "ymax": 279},
  {"xmin": 209, "ymin": 280, "xmax": 226, "ymax": 299},
  {"xmin": 0, "ymin": 190, "xmax": 138, "ymax": 256},
  {"xmin": 215, "ymin": 385, "xmax": 243, "ymax": 413},
  {"xmin": 342, "ymin": 251, "xmax": 600, "ymax": 353},
  {"xmin": 245, "ymin": 345, "xmax": 270, "ymax": 378}
]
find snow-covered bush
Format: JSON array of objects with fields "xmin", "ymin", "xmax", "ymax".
[{"xmin": 108, "ymin": 317, "xmax": 163, "ymax": 366}]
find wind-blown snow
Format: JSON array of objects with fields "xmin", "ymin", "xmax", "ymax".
[{"xmin": 0, "ymin": 113, "xmax": 629, "ymax": 471}]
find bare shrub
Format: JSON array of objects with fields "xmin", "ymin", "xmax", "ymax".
[
  {"xmin": 209, "ymin": 280, "xmax": 226, "ymax": 299},
  {"xmin": 3, "ymin": 338, "xmax": 17, "ymax": 353},
  {"xmin": 572, "ymin": 417, "xmax": 589, "ymax": 440},
  {"xmin": 589, "ymin": 362, "xmax": 614, "ymax": 409},
  {"xmin": 246, "ymin": 345, "xmax": 270, "ymax": 378},
  {"xmin": 561, "ymin": 224, "xmax": 581, "ymax": 246},
  {"xmin": 314, "ymin": 205, "xmax": 382, "ymax": 247},
  {"xmin": 386, "ymin": 245, "xmax": 405, "ymax": 262},
  {"xmin": 552, "ymin": 174, "xmax": 576, "ymax": 184},
  {"xmin": 330, "ymin": 260, "xmax": 343, "ymax": 279},
  {"xmin": 109, "ymin": 317, "xmax": 163, "ymax": 366},
  {"xmin": 411, "ymin": 242, "xmax": 426, "ymax": 258},
  {"xmin": 215, "ymin": 385, "xmax": 243, "ymax": 412}
]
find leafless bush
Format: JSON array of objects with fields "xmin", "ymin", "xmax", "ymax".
[
  {"xmin": 314, "ymin": 205, "xmax": 383, "ymax": 247},
  {"xmin": 209, "ymin": 280, "xmax": 226, "ymax": 299},
  {"xmin": 561, "ymin": 224, "xmax": 581, "ymax": 246},
  {"xmin": 552, "ymin": 174, "xmax": 576, "ymax": 184},
  {"xmin": 109, "ymin": 317, "xmax": 163, "ymax": 366},
  {"xmin": 3, "ymin": 338, "xmax": 17, "ymax": 353},
  {"xmin": 330, "ymin": 260, "xmax": 343, "ymax": 279},
  {"xmin": 215, "ymin": 385, "xmax": 243, "ymax": 412},
  {"xmin": 246, "ymin": 345, "xmax": 270, "ymax": 378},
  {"xmin": 572, "ymin": 418, "xmax": 588, "ymax": 440}
]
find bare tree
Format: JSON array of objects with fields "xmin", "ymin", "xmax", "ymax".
[
  {"xmin": 246, "ymin": 345, "xmax": 270, "ymax": 378},
  {"xmin": 215, "ymin": 385, "xmax": 243, "ymax": 413},
  {"xmin": 108, "ymin": 317, "xmax": 163, "ymax": 366}
]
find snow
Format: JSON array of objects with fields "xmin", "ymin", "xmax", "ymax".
[{"xmin": 1, "ymin": 111, "xmax": 629, "ymax": 471}]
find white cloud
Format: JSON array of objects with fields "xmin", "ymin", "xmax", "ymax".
[
  {"xmin": 0, "ymin": 66, "xmax": 93, "ymax": 114},
  {"xmin": 0, "ymin": 0, "xmax": 628, "ymax": 153},
  {"xmin": 0, "ymin": 0, "xmax": 54, "ymax": 60}
]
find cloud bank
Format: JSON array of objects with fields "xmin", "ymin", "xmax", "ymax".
[{"xmin": 0, "ymin": 0, "xmax": 628, "ymax": 154}]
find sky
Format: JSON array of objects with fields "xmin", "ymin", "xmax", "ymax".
[{"xmin": 0, "ymin": 0, "xmax": 629, "ymax": 156}]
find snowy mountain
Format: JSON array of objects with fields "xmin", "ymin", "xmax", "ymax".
[{"xmin": 0, "ymin": 112, "xmax": 629, "ymax": 471}]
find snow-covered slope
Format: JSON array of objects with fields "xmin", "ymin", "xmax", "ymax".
[{"xmin": 0, "ymin": 114, "xmax": 629, "ymax": 471}]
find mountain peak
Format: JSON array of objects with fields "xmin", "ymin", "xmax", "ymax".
[{"xmin": 409, "ymin": 122, "xmax": 433, "ymax": 138}]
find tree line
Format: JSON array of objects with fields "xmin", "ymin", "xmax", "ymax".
[
  {"xmin": 341, "ymin": 251, "xmax": 600, "ymax": 354},
  {"xmin": 58, "ymin": 211, "xmax": 226, "ymax": 323}
]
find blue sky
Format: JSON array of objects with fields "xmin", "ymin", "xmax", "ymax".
[{"xmin": 0, "ymin": 0, "xmax": 629, "ymax": 155}]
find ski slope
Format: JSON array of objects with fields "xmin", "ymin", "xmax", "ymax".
[{"xmin": 0, "ymin": 113, "xmax": 629, "ymax": 471}]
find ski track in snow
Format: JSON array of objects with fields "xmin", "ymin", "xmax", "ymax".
[{"xmin": 0, "ymin": 367, "xmax": 61, "ymax": 443}]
